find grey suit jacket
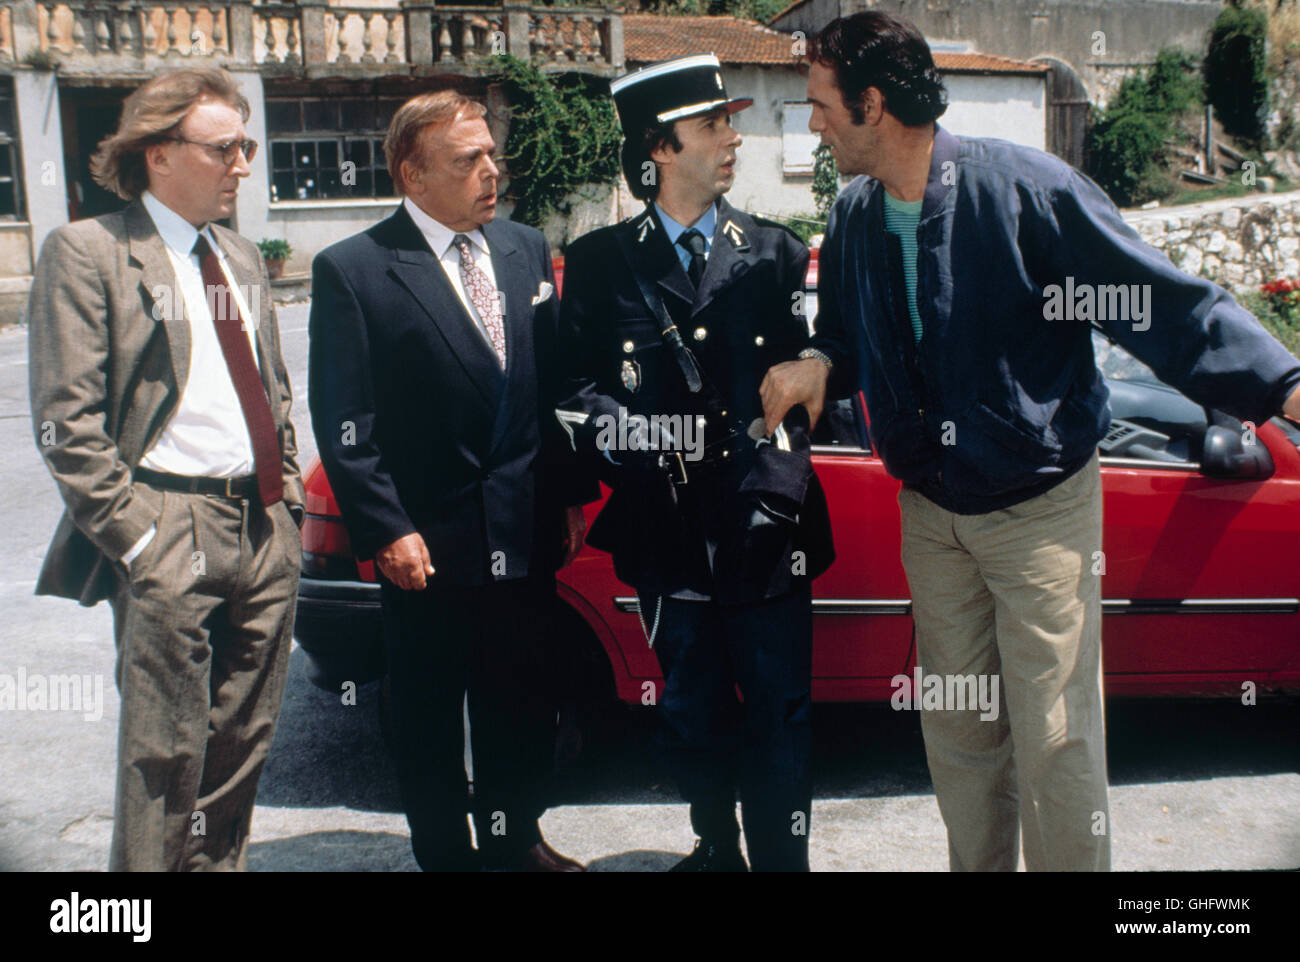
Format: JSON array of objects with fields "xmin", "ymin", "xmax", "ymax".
[{"xmin": 28, "ymin": 198, "xmax": 305, "ymax": 606}]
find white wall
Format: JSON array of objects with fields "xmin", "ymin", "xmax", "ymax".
[
  {"xmin": 938, "ymin": 74, "xmax": 1046, "ymax": 151},
  {"xmin": 13, "ymin": 69, "xmax": 68, "ymax": 265},
  {"xmin": 723, "ymin": 65, "xmax": 823, "ymax": 222},
  {"xmin": 716, "ymin": 65, "xmax": 1048, "ymax": 222}
]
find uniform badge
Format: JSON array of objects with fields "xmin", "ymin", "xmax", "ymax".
[
  {"xmin": 722, "ymin": 219, "xmax": 749, "ymax": 251},
  {"xmin": 620, "ymin": 359, "xmax": 641, "ymax": 392}
]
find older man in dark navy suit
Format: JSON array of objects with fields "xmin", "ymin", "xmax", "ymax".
[{"xmin": 308, "ymin": 91, "xmax": 596, "ymax": 872}]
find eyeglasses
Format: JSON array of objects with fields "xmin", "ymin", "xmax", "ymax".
[{"xmin": 169, "ymin": 137, "xmax": 258, "ymax": 165}]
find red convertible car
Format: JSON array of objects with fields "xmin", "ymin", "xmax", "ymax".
[{"xmin": 295, "ymin": 295, "xmax": 1300, "ymax": 706}]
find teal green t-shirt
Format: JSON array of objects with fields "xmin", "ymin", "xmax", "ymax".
[{"xmin": 882, "ymin": 192, "xmax": 924, "ymax": 343}]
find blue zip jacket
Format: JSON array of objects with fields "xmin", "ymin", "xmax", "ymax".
[{"xmin": 811, "ymin": 125, "xmax": 1300, "ymax": 514}]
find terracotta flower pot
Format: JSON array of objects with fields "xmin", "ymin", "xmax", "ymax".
[{"xmin": 266, "ymin": 258, "xmax": 285, "ymax": 280}]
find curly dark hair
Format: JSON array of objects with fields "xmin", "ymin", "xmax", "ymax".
[
  {"xmin": 621, "ymin": 120, "xmax": 683, "ymax": 202},
  {"xmin": 809, "ymin": 12, "xmax": 948, "ymax": 127}
]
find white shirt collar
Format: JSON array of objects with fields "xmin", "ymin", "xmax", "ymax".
[
  {"xmin": 142, "ymin": 190, "xmax": 219, "ymax": 259},
  {"xmin": 403, "ymin": 196, "xmax": 489, "ymax": 258}
]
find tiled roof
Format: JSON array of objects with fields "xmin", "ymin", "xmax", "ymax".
[
  {"xmin": 624, "ymin": 15, "xmax": 800, "ymax": 66},
  {"xmin": 931, "ymin": 52, "xmax": 1049, "ymax": 75},
  {"xmin": 625, "ymin": 15, "xmax": 1049, "ymax": 74}
]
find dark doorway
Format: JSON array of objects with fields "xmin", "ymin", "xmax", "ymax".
[{"xmin": 60, "ymin": 85, "xmax": 131, "ymax": 222}]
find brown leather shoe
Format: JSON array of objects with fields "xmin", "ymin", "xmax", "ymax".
[{"xmin": 516, "ymin": 840, "xmax": 586, "ymax": 873}]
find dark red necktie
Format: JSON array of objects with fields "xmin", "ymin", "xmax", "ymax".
[{"xmin": 192, "ymin": 234, "xmax": 283, "ymax": 507}]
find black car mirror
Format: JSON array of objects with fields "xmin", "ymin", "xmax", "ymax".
[{"xmin": 1200, "ymin": 424, "xmax": 1274, "ymax": 480}]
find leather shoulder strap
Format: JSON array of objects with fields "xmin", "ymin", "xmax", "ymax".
[{"xmin": 613, "ymin": 226, "xmax": 706, "ymax": 395}]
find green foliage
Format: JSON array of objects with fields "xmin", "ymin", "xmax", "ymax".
[
  {"xmin": 812, "ymin": 144, "xmax": 839, "ymax": 220},
  {"xmin": 634, "ymin": 0, "xmax": 790, "ymax": 23},
  {"xmin": 490, "ymin": 56, "xmax": 622, "ymax": 226},
  {"xmin": 1238, "ymin": 282, "xmax": 1300, "ymax": 356},
  {"xmin": 1204, "ymin": 1, "xmax": 1270, "ymax": 142},
  {"xmin": 770, "ymin": 214, "xmax": 825, "ymax": 245},
  {"xmin": 257, "ymin": 238, "xmax": 292, "ymax": 260},
  {"xmin": 1086, "ymin": 48, "xmax": 1202, "ymax": 207}
]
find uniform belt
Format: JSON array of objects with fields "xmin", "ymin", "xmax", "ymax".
[{"xmin": 134, "ymin": 467, "xmax": 259, "ymax": 499}]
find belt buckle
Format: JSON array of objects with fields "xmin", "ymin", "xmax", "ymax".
[{"xmin": 224, "ymin": 477, "xmax": 237, "ymax": 499}]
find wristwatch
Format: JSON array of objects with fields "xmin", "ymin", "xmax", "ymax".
[{"xmin": 797, "ymin": 347, "xmax": 833, "ymax": 371}]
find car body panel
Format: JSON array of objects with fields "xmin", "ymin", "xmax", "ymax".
[{"xmin": 295, "ymin": 255, "xmax": 1299, "ymax": 701}]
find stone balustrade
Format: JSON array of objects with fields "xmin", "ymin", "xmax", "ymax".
[{"xmin": 1, "ymin": 1, "xmax": 623, "ymax": 72}]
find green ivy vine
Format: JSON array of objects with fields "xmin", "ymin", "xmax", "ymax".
[{"xmin": 490, "ymin": 55, "xmax": 623, "ymax": 226}]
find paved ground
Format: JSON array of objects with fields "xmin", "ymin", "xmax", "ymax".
[{"xmin": 2, "ymin": 311, "xmax": 1297, "ymax": 872}]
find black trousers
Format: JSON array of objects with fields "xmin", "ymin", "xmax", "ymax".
[
  {"xmin": 646, "ymin": 585, "xmax": 814, "ymax": 872},
  {"xmin": 380, "ymin": 574, "xmax": 557, "ymax": 871}
]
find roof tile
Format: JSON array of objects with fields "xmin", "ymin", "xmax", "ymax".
[{"xmin": 624, "ymin": 15, "xmax": 1048, "ymax": 74}]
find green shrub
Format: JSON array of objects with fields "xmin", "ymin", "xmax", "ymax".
[
  {"xmin": 812, "ymin": 144, "xmax": 838, "ymax": 220},
  {"xmin": 1238, "ymin": 283, "xmax": 1300, "ymax": 356},
  {"xmin": 257, "ymin": 238, "xmax": 292, "ymax": 260},
  {"xmin": 491, "ymin": 56, "xmax": 622, "ymax": 226},
  {"xmin": 770, "ymin": 214, "xmax": 825, "ymax": 245},
  {"xmin": 1203, "ymin": 1, "xmax": 1269, "ymax": 142},
  {"xmin": 1085, "ymin": 48, "xmax": 1201, "ymax": 207}
]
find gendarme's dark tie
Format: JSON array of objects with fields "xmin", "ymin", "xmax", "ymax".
[
  {"xmin": 677, "ymin": 229, "xmax": 707, "ymax": 289},
  {"xmin": 192, "ymin": 234, "xmax": 283, "ymax": 507}
]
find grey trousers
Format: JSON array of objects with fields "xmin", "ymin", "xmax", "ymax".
[
  {"xmin": 107, "ymin": 484, "xmax": 299, "ymax": 871},
  {"xmin": 898, "ymin": 452, "xmax": 1110, "ymax": 872}
]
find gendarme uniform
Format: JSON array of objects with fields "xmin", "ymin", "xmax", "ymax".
[{"xmin": 556, "ymin": 55, "xmax": 834, "ymax": 872}]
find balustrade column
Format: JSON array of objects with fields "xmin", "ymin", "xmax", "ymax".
[{"xmin": 298, "ymin": 0, "xmax": 327, "ymax": 65}]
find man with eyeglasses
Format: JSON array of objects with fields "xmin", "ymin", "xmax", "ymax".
[{"xmin": 28, "ymin": 68, "xmax": 303, "ymax": 871}]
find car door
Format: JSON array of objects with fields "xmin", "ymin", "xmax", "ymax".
[
  {"xmin": 808, "ymin": 396, "xmax": 916, "ymax": 700},
  {"xmin": 1091, "ymin": 334, "xmax": 1300, "ymax": 693}
]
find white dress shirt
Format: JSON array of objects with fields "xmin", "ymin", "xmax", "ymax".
[
  {"xmin": 125, "ymin": 191, "xmax": 263, "ymax": 564},
  {"xmin": 403, "ymin": 196, "xmax": 500, "ymax": 349}
]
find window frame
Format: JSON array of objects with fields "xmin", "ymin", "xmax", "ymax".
[
  {"xmin": 0, "ymin": 83, "xmax": 24, "ymax": 222},
  {"xmin": 265, "ymin": 95, "xmax": 403, "ymax": 203}
]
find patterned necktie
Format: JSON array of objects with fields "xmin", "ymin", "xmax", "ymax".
[
  {"xmin": 453, "ymin": 233, "xmax": 506, "ymax": 368},
  {"xmin": 677, "ymin": 229, "xmax": 707, "ymax": 289},
  {"xmin": 191, "ymin": 234, "xmax": 283, "ymax": 506}
]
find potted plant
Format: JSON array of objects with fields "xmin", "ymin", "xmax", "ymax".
[{"xmin": 257, "ymin": 238, "xmax": 293, "ymax": 280}]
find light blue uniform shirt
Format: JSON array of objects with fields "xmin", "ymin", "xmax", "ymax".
[{"xmin": 655, "ymin": 201, "xmax": 717, "ymax": 275}]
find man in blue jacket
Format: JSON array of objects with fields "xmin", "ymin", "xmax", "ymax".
[{"xmin": 762, "ymin": 11, "xmax": 1300, "ymax": 871}]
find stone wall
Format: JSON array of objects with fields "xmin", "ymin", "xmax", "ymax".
[
  {"xmin": 771, "ymin": 0, "xmax": 1225, "ymax": 107},
  {"xmin": 1125, "ymin": 189, "xmax": 1300, "ymax": 293}
]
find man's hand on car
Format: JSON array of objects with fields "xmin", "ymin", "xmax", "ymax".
[{"xmin": 376, "ymin": 531, "xmax": 436, "ymax": 591}]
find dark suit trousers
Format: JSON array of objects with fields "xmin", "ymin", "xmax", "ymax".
[
  {"xmin": 648, "ymin": 586, "xmax": 814, "ymax": 872},
  {"xmin": 380, "ymin": 575, "xmax": 558, "ymax": 871},
  {"xmin": 107, "ymin": 486, "xmax": 299, "ymax": 871}
]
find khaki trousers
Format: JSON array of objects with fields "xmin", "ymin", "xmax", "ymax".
[
  {"xmin": 898, "ymin": 452, "xmax": 1110, "ymax": 871},
  {"xmin": 107, "ymin": 485, "xmax": 299, "ymax": 871}
]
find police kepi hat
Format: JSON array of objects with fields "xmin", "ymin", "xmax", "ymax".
[{"xmin": 610, "ymin": 54, "xmax": 753, "ymax": 135}]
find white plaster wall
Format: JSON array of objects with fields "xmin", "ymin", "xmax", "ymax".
[
  {"xmin": 722, "ymin": 65, "xmax": 824, "ymax": 222},
  {"xmin": 13, "ymin": 69, "xmax": 68, "ymax": 266},
  {"xmin": 262, "ymin": 199, "xmax": 399, "ymax": 274},
  {"xmin": 716, "ymin": 66, "xmax": 1048, "ymax": 221},
  {"xmin": 938, "ymin": 74, "xmax": 1046, "ymax": 151}
]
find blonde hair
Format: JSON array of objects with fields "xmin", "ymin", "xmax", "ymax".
[
  {"xmin": 90, "ymin": 68, "xmax": 250, "ymax": 201},
  {"xmin": 383, "ymin": 91, "xmax": 486, "ymax": 195}
]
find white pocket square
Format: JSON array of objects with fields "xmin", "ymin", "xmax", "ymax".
[{"xmin": 531, "ymin": 281, "xmax": 554, "ymax": 306}]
